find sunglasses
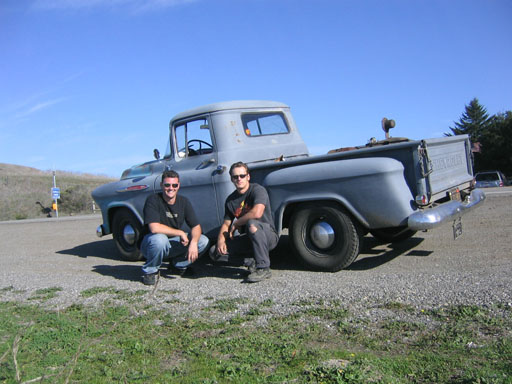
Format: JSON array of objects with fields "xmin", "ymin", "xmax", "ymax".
[
  {"xmin": 163, "ymin": 183, "xmax": 179, "ymax": 188},
  {"xmin": 231, "ymin": 174, "xmax": 247, "ymax": 180}
]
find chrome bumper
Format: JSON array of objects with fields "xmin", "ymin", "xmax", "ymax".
[{"xmin": 408, "ymin": 189, "xmax": 486, "ymax": 231}]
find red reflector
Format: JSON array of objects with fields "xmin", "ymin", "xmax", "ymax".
[{"xmin": 126, "ymin": 185, "xmax": 148, "ymax": 191}]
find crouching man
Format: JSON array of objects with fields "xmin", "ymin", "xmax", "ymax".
[
  {"xmin": 140, "ymin": 170, "xmax": 209, "ymax": 285},
  {"xmin": 210, "ymin": 161, "xmax": 279, "ymax": 283}
]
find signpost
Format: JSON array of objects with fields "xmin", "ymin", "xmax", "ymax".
[
  {"xmin": 51, "ymin": 187, "xmax": 60, "ymax": 199},
  {"xmin": 52, "ymin": 171, "xmax": 59, "ymax": 217}
]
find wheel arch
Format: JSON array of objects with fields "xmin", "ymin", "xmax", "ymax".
[
  {"xmin": 105, "ymin": 203, "xmax": 144, "ymax": 235},
  {"xmin": 279, "ymin": 197, "xmax": 369, "ymax": 234}
]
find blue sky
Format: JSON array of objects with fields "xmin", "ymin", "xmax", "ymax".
[{"xmin": 1, "ymin": 0, "xmax": 511, "ymax": 177}]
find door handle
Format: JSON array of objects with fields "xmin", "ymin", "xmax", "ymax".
[{"xmin": 201, "ymin": 158, "xmax": 216, "ymax": 167}]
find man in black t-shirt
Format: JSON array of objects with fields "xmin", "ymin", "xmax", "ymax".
[
  {"xmin": 140, "ymin": 170, "xmax": 209, "ymax": 285},
  {"xmin": 210, "ymin": 161, "xmax": 279, "ymax": 283}
]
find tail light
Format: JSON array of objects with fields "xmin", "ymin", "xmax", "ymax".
[{"xmin": 415, "ymin": 194, "xmax": 428, "ymax": 206}]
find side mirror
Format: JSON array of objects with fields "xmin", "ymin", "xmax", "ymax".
[{"xmin": 153, "ymin": 149, "xmax": 160, "ymax": 160}]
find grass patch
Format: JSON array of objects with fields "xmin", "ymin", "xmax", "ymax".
[
  {"xmin": 208, "ymin": 297, "xmax": 250, "ymax": 312},
  {"xmin": 0, "ymin": 300, "xmax": 510, "ymax": 383},
  {"xmin": 28, "ymin": 287, "xmax": 63, "ymax": 302},
  {"xmin": 0, "ymin": 286, "xmax": 26, "ymax": 295},
  {"xmin": 80, "ymin": 287, "xmax": 147, "ymax": 301}
]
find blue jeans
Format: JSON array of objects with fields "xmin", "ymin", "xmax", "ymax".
[{"xmin": 141, "ymin": 233, "xmax": 209, "ymax": 275}]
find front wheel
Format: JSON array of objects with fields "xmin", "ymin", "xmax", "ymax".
[
  {"xmin": 289, "ymin": 203, "xmax": 362, "ymax": 271},
  {"xmin": 112, "ymin": 209, "xmax": 144, "ymax": 261}
]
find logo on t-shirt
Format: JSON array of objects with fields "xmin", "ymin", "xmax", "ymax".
[
  {"xmin": 234, "ymin": 200, "xmax": 251, "ymax": 218},
  {"xmin": 166, "ymin": 212, "xmax": 178, "ymax": 219}
]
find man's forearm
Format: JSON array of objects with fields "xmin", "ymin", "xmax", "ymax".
[
  {"xmin": 190, "ymin": 225, "xmax": 202, "ymax": 243},
  {"xmin": 217, "ymin": 222, "xmax": 231, "ymax": 243},
  {"xmin": 234, "ymin": 204, "xmax": 265, "ymax": 228},
  {"xmin": 149, "ymin": 223, "xmax": 184, "ymax": 238}
]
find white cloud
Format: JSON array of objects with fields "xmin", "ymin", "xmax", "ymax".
[
  {"xmin": 15, "ymin": 98, "xmax": 67, "ymax": 119},
  {"xmin": 27, "ymin": 98, "xmax": 66, "ymax": 115}
]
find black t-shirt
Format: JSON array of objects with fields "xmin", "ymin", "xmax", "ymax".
[
  {"xmin": 142, "ymin": 193, "xmax": 199, "ymax": 236},
  {"xmin": 224, "ymin": 183, "xmax": 275, "ymax": 233}
]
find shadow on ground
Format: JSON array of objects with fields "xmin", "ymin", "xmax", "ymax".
[
  {"xmin": 348, "ymin": 236, "xmax": 430, "ymax": 270},
  {"xmin": 57, "ymin": 238, "xmax": 119, "ymax": 260},
  {"xmin": 57, "ymin": 234, "xmax": 433, "ymax": 282}
]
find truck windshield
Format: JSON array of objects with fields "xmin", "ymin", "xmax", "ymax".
[{"xmin": 241, "ymin": 113, "xmax": 289, "ymax": 137}]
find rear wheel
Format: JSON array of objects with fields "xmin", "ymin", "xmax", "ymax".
[
  {"xmin": 370, "ymin": 226, "xmax": 417, "ymax": 243},
  {"xmin": 289, "ymin": 203, "xmax": 362, "ymax": 271},
  {"xmin": 112, "ymin": 209, "xmax": 143, "ymax": 261}
]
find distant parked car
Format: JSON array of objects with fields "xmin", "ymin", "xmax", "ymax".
[{"xmin": 474, "ymin": 171, "xmax": 509, "ymax": 188}]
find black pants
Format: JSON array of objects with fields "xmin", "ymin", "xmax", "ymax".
[{"xmin": 210, "ymin": 219, "xmax": 279, "ymax": 269}]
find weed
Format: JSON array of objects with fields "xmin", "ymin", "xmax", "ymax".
[{"xmin": 382, "ymin": 301, "xmax": 415, "ymax": 312}]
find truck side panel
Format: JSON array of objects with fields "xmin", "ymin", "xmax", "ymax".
[{"xmin": 256, "ymin": 157, "xmax": 415, "ymax": 233}]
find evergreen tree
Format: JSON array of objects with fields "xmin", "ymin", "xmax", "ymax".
[
  {"xmin": 477, "ymin": 111, "xmax": 512, "ymax": 175},
  {"xmin": 446, "ymin": 98, "xmax": 489, "ymax": 142}
]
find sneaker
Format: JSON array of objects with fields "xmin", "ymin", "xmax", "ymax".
[
  {"xmin": 240, "ymin": 259, "xmax": 257, "ymax": 277},
  {"xmin": 246, "ymin": 259, "xmax": 257, "ymax": 274},
  {"xmin": 142, "ymin": 272, "xmax": 158, "ymax": 285},
  {"xmin": 246, "ymin": 268, "xmax": 271, "ymax": 283},
  {"xmin": 167, "ymin": 264, "xmax": 194, "ymax": 277}
]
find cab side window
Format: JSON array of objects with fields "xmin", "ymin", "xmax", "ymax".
[{"xmin": 175, "ymin": 118, "xmax": 214, "ymax": 159}]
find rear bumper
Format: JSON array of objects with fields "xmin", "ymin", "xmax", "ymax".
[{"xmin": 408, "ymin": 189, "xmax": 486, "ymax": 231}]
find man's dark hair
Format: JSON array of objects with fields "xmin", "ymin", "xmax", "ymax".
[
  {"xmin": 161, "ymin": 170, "xmax": 180, "ymax": 182},
  {"xmin": 229, "ymin": 161, "xmax": 249, "ymax": 176}
]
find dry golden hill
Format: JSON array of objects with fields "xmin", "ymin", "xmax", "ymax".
[{"xmin": 0, "ymin": 163, "xmax": 116, "ymax": 221}]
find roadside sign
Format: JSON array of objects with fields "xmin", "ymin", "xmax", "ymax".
[{"xmin": 51, "ymin": 187, "xmax": 60, "ymax": 199}]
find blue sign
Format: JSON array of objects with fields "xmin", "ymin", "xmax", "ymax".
[{"xmin": 51, "ymin": 187, "xmax": 60, "ymax": 199}]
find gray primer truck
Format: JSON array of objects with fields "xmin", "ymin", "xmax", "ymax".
[{"xmin": 92, "ymin": 100, "xmax": 485, "ymax": 271}]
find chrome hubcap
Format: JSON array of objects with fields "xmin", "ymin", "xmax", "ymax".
[
  {"xmin": 123, "ymin": 224, "xmax": 136, "ymax": 245},
  {"xmin": 310, "ymin": 221, "xmax": 335, "ymax": 249}
]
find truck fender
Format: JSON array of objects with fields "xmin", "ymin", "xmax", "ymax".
[
  {"xmin": 104, "ymin": 202, "xmax": 144, "ymax": 235},
  {"xmin": 271, "ymin": 195, "xmax": 369, "ymax": 235}
]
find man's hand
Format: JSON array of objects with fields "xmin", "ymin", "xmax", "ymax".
[
  {"xmin": 217, "ymin": 239, "xmax": 228, "ymax": 255},
  {"xmin": 180, "ymin": 231, "xmax": 189, "ymax": 246},
  {"xmin": 187, "ymin": 241, "xmax": 198, "ymax": 263}
]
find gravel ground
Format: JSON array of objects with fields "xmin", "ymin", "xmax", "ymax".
[{"xmin": 1, "ymin": 188, "xmax": 511, "ymax": 321}]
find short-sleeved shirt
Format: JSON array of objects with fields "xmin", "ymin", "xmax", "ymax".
[
  {"xmin": 142, "ymin": 193, "xmax": 199, "ymax": 236},
  {"xmin": 224, "ymin": 183, "xmax": 275, "ymax": 233}
]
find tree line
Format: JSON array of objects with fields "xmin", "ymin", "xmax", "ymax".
[{"xmin": 446, "ymin": 98, "xmax": 512, "ymax": 176}]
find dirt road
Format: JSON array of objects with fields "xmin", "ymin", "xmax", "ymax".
[{"xmin": 1, "ymin": 189, "xmax": 511, "ymax": 315}]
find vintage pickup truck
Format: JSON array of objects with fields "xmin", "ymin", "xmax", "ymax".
[{"xmin": 92, "ymin": 100, "xmax": 485, "ymax": 271}]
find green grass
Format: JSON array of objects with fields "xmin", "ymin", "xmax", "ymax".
[
  {"xmin": 0, "ymin": 297, "xmax": 510, "ymax": 383},
  {"xmin": 28, "ymin": 287, "xmax": 63, "ymax": 302}
]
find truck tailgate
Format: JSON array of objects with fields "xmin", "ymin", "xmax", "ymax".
[{"xmin": 422, "ymin": 135, "xmax": 473, "ymax": 199}]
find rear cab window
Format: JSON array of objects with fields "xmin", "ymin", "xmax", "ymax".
[{"xmin": 241, "ymin": 112, "xmax": 289, "ymax": 137}]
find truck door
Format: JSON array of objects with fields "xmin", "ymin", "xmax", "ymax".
[{"xmin": 157, "ymin": 116, "xmax": 222, "ymax": 237}]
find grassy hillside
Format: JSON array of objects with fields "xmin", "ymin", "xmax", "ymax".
[{"xmin": 0, "ymin": 163, "xmax": 116, "ymax": 221}]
